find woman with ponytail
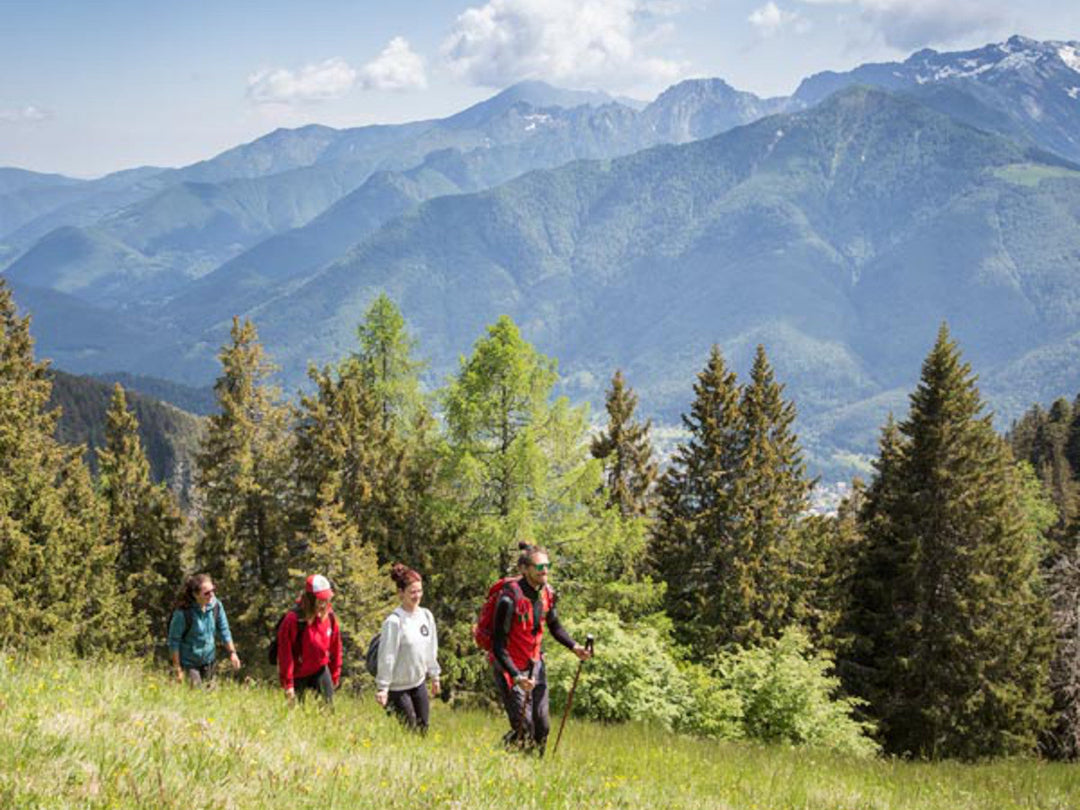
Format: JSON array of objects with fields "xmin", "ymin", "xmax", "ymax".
[{"xmin": 374, "ymin": 563, "xmax": 441, "ymax": 731}]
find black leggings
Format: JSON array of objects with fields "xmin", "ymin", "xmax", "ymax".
[
  {"xmin": 295, "ymin": 665, "xmax": 334, "ymax": 704},
  {"xmin": 493, "ymin": 659, "xmax": 550, "ymax": 751},
  {"xmin": 388, "ymin": 683, "xmax": 430, "ymax": 732}
]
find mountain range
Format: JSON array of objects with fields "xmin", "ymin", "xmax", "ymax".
[{"xmin": 4, "ymin": 36, "xmax": 1080, "ymax": 478}]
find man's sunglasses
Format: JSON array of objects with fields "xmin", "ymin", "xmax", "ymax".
[{"xmin": 532, "ymin": 562, "xmax": 552, "ymax": 572}]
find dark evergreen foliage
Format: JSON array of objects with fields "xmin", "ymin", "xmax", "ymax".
[
  {"xmin": 591, "ymin": 369, "xmax": 657, "ymax": 517},
  {"xmin": 0, "ymin": 280, "xmax": 133, "ymax": 654},
  {"xmin": 844, "ymin": 325, "xmax": 1052, "ymax": 758},
  {"xmin": 195, "ymin": 318, "xmax": 292, "ymax": 653},
  {"xmin": 98, "ymin": 384, "xmax": 185, "ymax": 654}
]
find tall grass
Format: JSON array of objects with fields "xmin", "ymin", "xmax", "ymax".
[{"xmin": 1, "ymin": 654, "xmax": 1076, "ymax": 809}]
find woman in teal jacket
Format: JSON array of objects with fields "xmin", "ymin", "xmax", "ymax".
[{"xmin": 167, "ymin": 573, "xmax": 241, "ymax": 686}]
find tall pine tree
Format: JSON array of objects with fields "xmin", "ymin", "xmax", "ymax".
[
  {"xmin": 651, "ymin": 346, "xmax": 744, "ymax": 652},
  {"xmin": 98, "ymin": 384, "xmax": 184, "ymax": 653},
  {"xmin": 591, "ymin": 370, "xmax": 657, "ymax": 517},
  {"xmin": 844, "ymin": 325, "xmax": 1052, "ymax": 758},
  {"xmin": 732, "ymin": 345, "xmax": 813, "ymax": 641},
  {"xmin": 0, "ymin": 280, "xmax": 132, "ymax": 654},
  {"xmin": 195, "ymin": 318, "xmax": 292, "ymax": 651}
]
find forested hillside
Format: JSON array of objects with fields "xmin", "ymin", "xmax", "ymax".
[{"xmin": 49, "ymin": 370, "xmax": 204, "ymax": 501}]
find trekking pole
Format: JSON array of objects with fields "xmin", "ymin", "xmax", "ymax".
[{"xmin": 551, "ymin": 634, "xmax": 594, "ymax": 757}]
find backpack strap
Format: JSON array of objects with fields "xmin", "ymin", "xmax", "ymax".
[
  {"xmin": 182, "ymin": 601, "xmax": 224, "ymax": 643},
  {"xmin": 181, "ymin": 606, "xmax": 195, "ymax": 642}
]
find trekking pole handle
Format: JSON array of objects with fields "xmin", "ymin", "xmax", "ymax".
[{"xmin": 585, "ymin": 634, "xmax": 594, "ymax": 655}]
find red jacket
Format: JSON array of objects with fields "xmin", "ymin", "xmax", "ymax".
[
  {"xmin": 277, "ymin": 608, "xmax": 342, "ymax": 690},
  {"xmin": 499, "ymin": 579, "xmax": 554, "ymax": 672}
]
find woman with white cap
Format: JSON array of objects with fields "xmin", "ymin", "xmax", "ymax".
[{"xmin": 276, "ymin": 574, "xmax": 342, "ymax": 704}]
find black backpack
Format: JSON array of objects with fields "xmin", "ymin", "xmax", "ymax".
[
  {"xmin": 267, "ymin": 607, "xmax": 305, "ymax": 666},
  {"xmin": 266, "ymin": 607, "xmax": 339, "ymax": 666},
  {"xmin": 364, "ymin": 632, "xmax": 381, "ymax": 677}
]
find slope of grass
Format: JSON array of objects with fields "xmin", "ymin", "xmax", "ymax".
[{"xmin": 1, "ymin": 654, "xmax": 1077, "ymax": 809}]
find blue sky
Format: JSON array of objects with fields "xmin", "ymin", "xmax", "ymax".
[{"xmin": 2, "ymin": 0, "xmax": 1078, "ymax": 177}]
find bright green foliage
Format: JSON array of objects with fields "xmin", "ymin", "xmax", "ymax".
[
  {"xmin": 547, "ymin": 610, "xmax": 693, "ymax": 729},
  {"xmin": 844, "ymin": 325, "xmax": 1053, "ymax": 759},
  {"xmin": 348, "ymin": 293, "xmax": 428, "ymax": 433},
  {"xmin": 98, "ymin": 384, "xmax": 184, "ymax": 654},
  {"xmin": 442, "ymin": 315, "xmax": 598, "ymax": 571},
  {"xmin": 712, "ymin": 627, "xmax": 878, "ymax": 756},
  {"xmin": 591, "ymin": 370, "xmax": 658, "ymax": 518},
  {"xmin": 652, "ymin": 346, "xmax": 744, "ymax": 653},
  {"xmin": 195, "ymin": 318, "xmax": 292, "ymax": 652},
  {"xmin": 0, "ymin": 280, "xmax": 131, "ymax": 654},
  {"xmin": 441, "ymin": 317, "xmax": 658, "ymax": 687},
  {"xmin": 1009, "ymin": 398, "xmax": 1076, "ymax": 552}
]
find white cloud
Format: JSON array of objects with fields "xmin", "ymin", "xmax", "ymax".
[
  {"xmin": 797, "ymin": 0, "xmax": 1004, "ymax": 50},
  {"xmin": 358, "ymin": 37, "xmax": 428, "ymax": 91},
  {"xmin": 0, "ymin": 105, "xmax": 50, "ymax": 124},
  {"xmin": 247, "ymin": 57, "xmax": 357, "ymax": 105},
  {"xmin": 441, "ymin": 0, "xmax": 685, "ymax": 90},
  {"xmin": 748, "ymin": 3, "xmax": 801, "ymax": 36}
]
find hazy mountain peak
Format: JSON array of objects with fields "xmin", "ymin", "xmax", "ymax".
[{"xmin": 446, "ymin": 80, "xmax": 620, "ymax": 129}]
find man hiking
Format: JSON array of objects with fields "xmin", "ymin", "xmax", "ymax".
[{"xmin": 490, "ymin": 542, "xmax": 592, "ymax": 754}]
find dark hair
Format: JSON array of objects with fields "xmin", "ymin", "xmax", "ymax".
[
  {"xmin": 516, "ymin": 542, "xmax": 548, "ymax": 569},
  {"xmin": 299, "ymin": 591, "xmax": 322, "ymax": 622},
  {"xmin": 174, "ymin": 573, "xmax": 212, "ymax": 610},
  {"xmin": 390, "ymin": 562, "xmax": 422, "ymax": 590}
]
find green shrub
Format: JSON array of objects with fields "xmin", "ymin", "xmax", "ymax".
[
  {"xmin": 546, "ymin": 610, "xmax": 691, "ymax": 729},
  {"xmin": 714, "ymin": 627, "xmax": 878, "ymax": 756}
]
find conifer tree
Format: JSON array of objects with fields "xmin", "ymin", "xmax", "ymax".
[
  {"xmin": 98, "ymin": 384, "xmax": 184, "ymax": 652},
  {"xmin": 733, "ymin": 345, "xmax": 813, "ymax": 641},
  {"xmin": 797, "ymin": 480, "xmax": 866, "ymax": 655},
  {"xmin": 844, "ymin": 325, "xmax": 1052, "ymax": 758},
  {"xmin": 195, "ymin": 318, "xmax": 292, "ymax": 649},
  {"xmin": 591, "ymin": 370, "xmax": 657, "ymax": 517},
  {"xmin": 348, "ymin": 293, "xmax": 427, "ymax": 433},
  {"xmin": 0, "ymin": 280, "xmax": 131, "ymax": 653},
  {"xmin": 651, "ymin": 346, "xmax": 744, "ymax": 652},
  {"xmin": 296, "ymin": 480, "xmax": 393, "ymax": 660}
]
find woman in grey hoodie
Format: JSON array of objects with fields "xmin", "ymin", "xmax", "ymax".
[{"xmin": 375, "ymin": 563, "xmax": 441, "ymax": 731}]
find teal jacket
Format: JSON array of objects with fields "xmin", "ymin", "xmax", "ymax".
[{"xmin": 167, "ymin": 599, "xmax": 233, "ymax": 668}]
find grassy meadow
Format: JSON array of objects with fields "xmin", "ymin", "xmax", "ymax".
[{"xmin": 1, "ymin": 654, "xmax": 1077, "ymax": 810}]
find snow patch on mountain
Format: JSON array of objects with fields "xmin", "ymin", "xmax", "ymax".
[
  {"xmin": 523, "ymin": 113, "xmax": 553, "ymax": 132},
  {"xmin": 1061, "ymin": 46, "xmax": 1080, "ymax": 73}
]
